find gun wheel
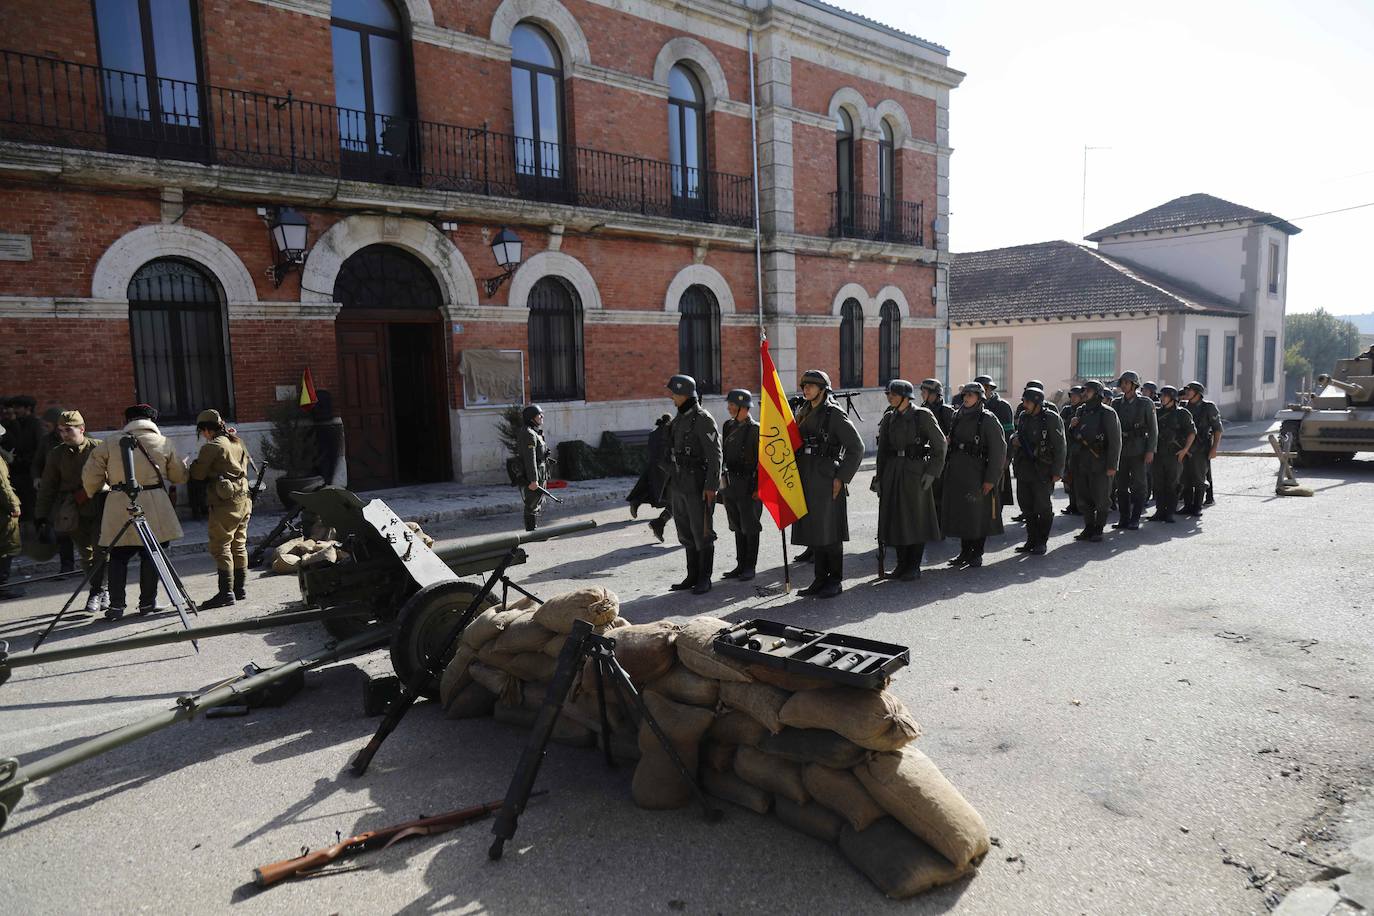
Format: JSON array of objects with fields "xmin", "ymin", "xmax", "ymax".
[{"xmin": 390, "ymin": 581, "xmax": 501, "ymax": 700}]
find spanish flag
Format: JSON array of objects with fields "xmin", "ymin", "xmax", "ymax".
[
  {"xmin": 757, "ymin": 336, "xmax": 808, "ymax": 528},
  {"xmin": 299, "ymin": 367, "xmax": 318, "ymax": 409}
]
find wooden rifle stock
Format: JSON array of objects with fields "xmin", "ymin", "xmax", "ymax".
[{"xmin": 252, "ymin": 794, "xmax": 542, "ymax": 887}]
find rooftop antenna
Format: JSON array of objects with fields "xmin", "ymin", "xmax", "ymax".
[{"xmin": 1082, "ymin": 145, "xmax": 1112, "ymax": 239}]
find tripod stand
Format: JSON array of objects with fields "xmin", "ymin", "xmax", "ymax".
[
  {"xmin": 31, "ymin": 439, "xmax": 199, "ymax": 653},
  {"xmin": 488, "ymin": 617, "xmax": 721, "ymax": 860}
]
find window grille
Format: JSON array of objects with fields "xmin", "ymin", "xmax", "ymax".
[
  {"xmin": 878, "ymin": 300, "xmax": 900, "ymax": 385},
  {"xmin": 974, "ymin": 341, "xmax": 1008, "ymax": 390},
  {"xmin": 840, "ymin": 298, "xmax": 863, "ymax": 388},
  {"xmin": 1075, "ymin": 338, "xmax": 1116, "ymax": 380},
  {"xmin": 128, "ymin": 258, "xmax": 231, "ymax": 423},
  {"xmin": 528, "ymin": 276, "xmax": 584, "ymax": 401},
  {"xmin": 678, "ymin": 284, "xmax": 721, "ymax": 395}
]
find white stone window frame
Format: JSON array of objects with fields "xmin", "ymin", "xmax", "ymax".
[
  {"xmin": 490, "ymin": 0, "xmax": 592, "ymax": 69},
  {"xmin": 653, "ymin": 38, "xmax": 731, "ymax": 111},
  {"xmin": 92, "ymin": 224, "xmax": 258, "ymax": 307}
]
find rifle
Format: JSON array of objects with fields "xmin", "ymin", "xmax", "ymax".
[
  {"xmin": 877, "ymin": 540, "xmax": 887, "ymax": 579},
  {"xmin": 788, "ymin": 390, "xmax": 864, "ymax": 421},
  {"xmin": 248, "ymin": 461, "xmax": 269, "ymax": 504},
  {"xmin": 533, "ymin": 484, "xmax": 563, "ymax": 504},
  {"xmin": 251, "ymin": 793, "xmax": 546, "ymax": 887}
]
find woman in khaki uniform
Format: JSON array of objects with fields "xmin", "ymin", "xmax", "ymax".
[
  {"xmin": 82, "ymin": 404, "xmax": 189, "ymax": 619},
  {"xmin": 188, "ymin": 408, "xmax": 252, "ymax": 608},
  {"xmin": 0, "ymin": 448, "xmax": 23, "ymax": 600}
]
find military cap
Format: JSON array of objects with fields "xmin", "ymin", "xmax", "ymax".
[
  {"xmin": 919, "ymin": 378, "xmax": 943, "ymax": 394},
  {"xmin": 799, "ymin": 369, "xmax": 832, "ymax": 390},
  {"xmin": 1083, "ymin": 379, "xmax": 1106, "ymax": 395},
  {"xmin": 1116, "ymin": 370, "xmax": 1140, "ymax": 386},
  {"xmin": 41, "ymin": 406, "xmax": 63, "ymax": 424},
  {"xmin": 886, "ymin": 379, "xmax": 915, "ymax": 398},
  {"xmin": 666, "ymin": 374, "xmax": 697, "ymax": 397},
  {"xmin": 59, "ymin": 410, "xmax": 85, "ymax": 427},
  {"xmin": 1142, "ymin": 381, "xmax": 1158, "ymax": 392},
  {"xmin": 124, "ymin": 403, "xmax": 158, "ymax": 422},
  {"xmin": 1183, "ymin": 380, "xmax": 1206, "ymax": 395},
  {"xmin": 960, "ymin": 382, "xmax": 986, "ymax": 398},
  {"xmin": 521, "ymin": 404, "xmax": 543, "ymax": 424},
  {"xmin": 1024, "ymin": 379, "xmax": 1045, "ymax": 391},
  {"xmin": 1021, "ymin": 387, "xmax": 1044, "ymax": 404},
  {"xmin": 973, "ymin": 374, "xmax": 996, "ymax": 389},
  {"xmin": 726, "ymin": 389, "xmax": 753, "ymax": 409},
  {"xmin": 1069, "ymin": 384, "xmax": 1085, "ymax": 395},
  {"xmin": 196, "ymin": 408, "xmax": 222, "ymax": 426},
  {"xmin": 1157, "ymin": 385, "xmax": 1179, "ymax": 399}
]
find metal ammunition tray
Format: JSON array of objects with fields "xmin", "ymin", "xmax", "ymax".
[{"xmin": 712, "ymin": 619, "xmax": 908, "ymax": 690}]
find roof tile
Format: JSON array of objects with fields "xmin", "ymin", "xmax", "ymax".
[{"xmin": 1086, "ymin": 193, "xmax": 1299, "ymax": 240}]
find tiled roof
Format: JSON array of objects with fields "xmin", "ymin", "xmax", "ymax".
[
  {"xmin": 949, "ymin": 240, "xmax": 1249, "ymax": 324},
  {"xmin": 1086, "ymin": 193, "xmax": 1300, "ymax": 241}
]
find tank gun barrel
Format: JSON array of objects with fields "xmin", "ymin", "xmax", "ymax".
[{"xmin": 1326, "ymin": 377, "xmax": 1366, "ymax": 397}]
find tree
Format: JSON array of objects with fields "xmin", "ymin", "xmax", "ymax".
[
  {"xmin": 1283, "ymin": 344, "xmax": 1313, "ymax": 388},
  {"xmin": 1284, "ymin": 309, "xmax": 1361, "ymax": 378}
]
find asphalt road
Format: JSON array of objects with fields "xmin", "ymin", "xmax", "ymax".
[{"xmin": 2, "ymin": 451, "xmax": 1371, "ymax": 915}]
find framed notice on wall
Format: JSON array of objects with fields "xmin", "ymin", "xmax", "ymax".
[{"xmin": 459, "ymin": 349, "xmax": 525, "ymax": 408}]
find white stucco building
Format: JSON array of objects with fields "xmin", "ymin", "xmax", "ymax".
[{"xmin": 948, "ymin": 194, "xmax": 1300, "ymax": 420}]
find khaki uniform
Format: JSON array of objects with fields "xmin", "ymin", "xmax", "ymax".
[
  {"xmin": 36, "ymin": 437, "xmax": 105, "ymax": 573},
  {"xmin": 189, "ymin": 434, "xmax": 253, "ymax": 572},
  {"xmin": 0, "ymin": 455, "xmax": 19, "ymax": 559},
  {"xmin": 515, "ymin": 423, "xmax": 551, "ymax": 531}
]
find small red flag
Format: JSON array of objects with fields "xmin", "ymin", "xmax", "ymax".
[{"xmin": 299, "ymin": 367, "xmax": 318, "ymax": 409}]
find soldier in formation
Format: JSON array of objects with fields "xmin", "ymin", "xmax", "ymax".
[
  {"xmin": 1059, "ymin": 385, "xmax": 1085, "ymax": 516},
  {"xmin": 188, "ymin": 409, "xmax": 254, "ymax": 608},
  {"xmin": 664, "ymin": 375, "xmax": 722, "ymax": 595},
  {"xmin": 1180, "ymin": 382, "xmax": 1223, "ymax": 516},
  {"xmin": 1009, "ymin": 385, "xmax": 1066, "ymax": 555},
  {"xmin": 720, "ymin": 389, "xmax": 761, "ymax": 582},
  {"xmin": 514, "ymin": 404, "xmax": 550, "ymax": 532},
  {"xmin": 1149, "ymin": 386, "xmax": 1196, "ymax": 523},
  {"xmin": 1066, "ymin": 380, "xmax": 1122, "ymax": 543},
  {"xmin": 942, "ymin": 382, "xmax": 1006, "ymax": 568},
  {"xmin": 975, "ymin": 375, "xmax": 1016, "ymax": 526},
  {"xmin": 873, "ymin": 379, "xmax": 946, "ymax": 581},
  {"xmin": 1111, "ymin": 371, "xmax": 1158, "ymax": 531},
  {"xmin": 35, "ymin": 411, "xmax": 107, "ymax": 611},
  {"xmin": 792, "ymin": 369, "xmax": 864, "ymax": 598}
]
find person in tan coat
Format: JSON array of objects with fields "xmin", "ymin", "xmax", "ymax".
[
  {"xmin": 82, "ymin": 404, "xmax": 188, "ymax": 620},
  {"xmin": 188, "ymin": 408, "xmax": 253, "ymax": 608}
]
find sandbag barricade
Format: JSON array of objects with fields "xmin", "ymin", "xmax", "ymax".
[{"xmin": 440, "ymin": 598, "xmax": 988, "ymax": 899}]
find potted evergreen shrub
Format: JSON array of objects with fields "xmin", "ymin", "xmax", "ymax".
[{"xmin": 262, "ymin": 400, "xmax": 323, "ymax": 506}]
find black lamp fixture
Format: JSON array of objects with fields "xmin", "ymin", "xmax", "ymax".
[
  {"xmin": 266, "ymin": 206, "xmax": 310, "ymax": 287},
  {"xmin": 483, "ymin": 227, "xmax": 523, "ymax": 297}
]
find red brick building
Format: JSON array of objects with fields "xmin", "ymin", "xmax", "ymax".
[{"xmin": 0, "ymin": 0, "xmax": 961, "ymax": 485}]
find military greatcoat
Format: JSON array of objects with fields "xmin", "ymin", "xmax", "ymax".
[
  {"xmin": 36, "ymin": 436, "xmax": 104, "ymax": 568},
  {"xmin": 1011, "ymin": 407, "xmax": 1067, "ymax": 519},
  {"xmin": 1068, "ymin": 399, "xmax": 1123, "ymax": 529},
  {"xmin": 666, "ymin": 398, "xmax": 723, "ymax": 551},
  {"xmin": 940, "ymin": 405, "xmax": 1007, "ymax": 539},
  {"xmin": 720, "ymin": 415, "xmax": 762, "ymax": 535},
  {"xmin": 791, "ymin": 396, "xmax": 864, "ymax": 547},
  {"xmin": 875, "ymin": 404, "xmax": 946, "ymax": 546},
  {"xmin": 83, "ymin": 419, "xmax": 189, "ymax": 548},
  {"xmin": 1154, "ymin": 402, "xmax": 1196, "ymax": 504}
]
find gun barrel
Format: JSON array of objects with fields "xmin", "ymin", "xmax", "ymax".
[
  {"xmin": 433, "ymin": 519, "xmax": 595, "ymax": 564},
  {"xmin": 1326, "ymin": 377, "xmax": 1366, "ymax": 397}
]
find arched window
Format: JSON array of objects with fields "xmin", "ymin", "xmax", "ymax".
[
  {"xmin": 668, "ymin": 64, "xmax": 706, "ymax": 210},
  {"xmin": 528, "ymin": 276, "xmax": 583, "ymax": 401},
  {"xmin": 678, "ymin": 284, "xmax": 721, "ymax": 395},
  {"xmin": 511, "ymin": 22, "xmax": 564, "ymax": 188},
  {"xmin": 878, "ymin": 299, "xmax": 900, "ymax": 385},
  {"xmin": 839, "ymin": 297, "xmax": 863, "ymax": 388},
  {"xmin": 128, "ymin": 258, "xmax": 231, "ymax": 423},
  {"xmin": 835, "ymin": 108, "xmax": 856, "ymax": 234},
  {"xmin": 333, "ymin": 244, "xmax": 442, "ymax": 311},
  {"xmin": 93, "ymin": 0, "xmax": 205, "ymax": 156},
  {"xmin": 331, "ymin": 0, "xmax": 411, "ymax": 169},
  {"xmin": 878, "ymin": 120, "xmax": 895, "ymax": 235}
]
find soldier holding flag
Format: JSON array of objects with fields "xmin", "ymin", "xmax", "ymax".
[{"xmin": 720, "ymin": 389, "xmax": 762, "ymax": 582}]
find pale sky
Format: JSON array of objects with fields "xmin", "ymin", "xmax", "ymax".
[{"xmin": 846, "ymin": 0, "xmax": 1374, "ymax": 315}]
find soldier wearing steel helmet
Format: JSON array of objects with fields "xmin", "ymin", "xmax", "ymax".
[
  {"xmin": 665, "ymin": 375, "xmax": 722, "ymax": 595},
  {"xmin": 975, "ymin": 374, "xmax": 1015, "ymax": 523},
  {"xmin": 514, "ymin": 404, "xmax": 550, "ymax": 532},
  {"xmin": 1149, "ymin": 385, "xmax": 1195, "ymax": 523},
  {"xmin": 1180, "ymin": 381, "xmax": 1223, "ymax": 516},
  {"xmin": 189, "ymin": 407, "xmax": 254, "ymax": 608},
  {"xmin": 1066, "ymin": 379, "xmax": 1121, "ymax": 542},
  {"xmin": 919, "ymin": 378, "xmax": 956, "ymax": 435},
  {"xmin": 792, "ymin": 369, "xmax": 864, "ymax": 598},
  {"xmin": 1010, "ymin": 385, "xmax": 1065, "ymax": 555},
  {"xmin": 874, "ymin": 379, "xmax": 945, "ymax": 580},
  {"xmin": 1110, "ymin": 370, "xmax": 1158, "ymax": 531},
  {"xmin": 942, "ymin": 382, "xmax": 1007, "ymax": 568},
  {"xmin": 1060, "ymin": 384, "xmax": 1086, "ymax": 515},
  {"xmin": 720, "ymin": 388, "xmax": 762, "ymax": 582}
]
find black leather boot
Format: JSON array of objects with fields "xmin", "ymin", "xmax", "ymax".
[
  {"xmin": 722, "ymin": 533, "xmax": 746, "ymax": 579},
  {"xmin": 201, "ymin": 570, "xmax": 236, "ymax": 609},
  {"xmin": 798, "ymin": 548, "xmax": 828, "ymax": 596},
  {"xmin": 670, "ymin": 548, "xmax": 699, "ymax": 591},
  {"xmin": 0, "ymin": 555, "xmax": 24, "ymax": 600},
  {"xmin": 692, "ymin": 545, "xmax": 714, "ymax": 595},
  {"xmin": 233, "ymin": 567, "xmax": 247, "ymax": 600},
  {"xmin": 736, "ymin": 532, "xmax": 758, "ymax": 582},
  {"xmin": 898, "ymin": 546, "xmax": 922, "ymax": 581},
  {"xmin": 817, "ymin": 550, "xmax": 843, "ymax": 598}
]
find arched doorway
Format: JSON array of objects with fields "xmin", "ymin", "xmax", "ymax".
[{"xmin": 334, "ymin": 244, "xmax": 451, "ymax": 489}]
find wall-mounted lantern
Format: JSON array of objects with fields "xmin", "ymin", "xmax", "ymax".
[{"xmin": 483, "ymin": 227, "xmax": 523, "ymax": 297}]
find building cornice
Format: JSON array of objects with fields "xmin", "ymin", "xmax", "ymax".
[{"xmin": 0, "ymin": 296, "xmax": 339, "ymax": 320}]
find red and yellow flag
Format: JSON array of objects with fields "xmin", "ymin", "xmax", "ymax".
[
  {"xmin": 757, "ymin": 337, "xmax": 808, "ymax": 529},
  {"xmin": 299, "ymin": 367, "xmax": 318, "ymax": 409}
]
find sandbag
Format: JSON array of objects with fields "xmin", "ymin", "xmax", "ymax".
[
  {"xmin": 494, "ymin": 613, "xmax": 557, "ymax": 654},
  {"xmin": 492, "ymin": 701, "xmax": 538, "ymax": 729},
  {"xmin": 462, "ymin": 607, "xmax": 524, "ymax": 651},
  {"xmin": 708, "ymin": 710, "xmax": 768, "ymax": 747},
  {"xmin": 532, "ymin": 586, "xmax": 620, "ymax": 634},
  {"xmin": 271, "ymin": 551, "xmax": 302, "ymax": 574},
  {"xmin": 734, "ymin": 745, "xmax": 808, "ymax": 805},
  {"xmin": 675, "ymin": 617, "xmax": 753, "ymax": 683},
  {"xmin": 477, "ymin": 642, "xmax": 521, "ymax": 674},
  {"xmin": 758, "ymin": 728, "xmax": 870, "ymax": 770},
  {"xmin": 839, "ymin": 818, "xmax": 973, "ymax": 899},
  {"xmin": 855, "ymin": 747, "xmax": 990, "ymax": 869},
  {"xmin": 746, "ymin": 663, "xmax": 833, "ymax": 692},
  {"xmin": 541, "ymin": 632, "xmax": 570, "ymax": 659},
  {"xmin": 439, "ymin": 644, "xmax": 478, "ymax": 709},
  {"xmin": 778, "ymin": 687, "xmax": 920, "ymax": 751},
  {"xmin": 467, "ymin": 661, "xmax": 518, "ymax": 704},
  {"xmin": 701, "ymin": 768, "xmax": 771, "ymax": 815},
  {"xmin": 648, "ymin": 665, "xmax": 719, "ymax": 707},
  {"xmin": 561, "ymin": 689, "xmax": 628, "ymax": 735},
  {"xmin": 443, "ymin": 681, "xmax": 497, "ymax": 719},
  {"xmin": 275, "ymin": 537, "xmax": 306, "ymax": 556},
  {"xmin": 607, "ymin": 621, "xmax": 679, "ymax": 686},
  {"xmin": 775, "ymin": 796, "xmax": 845, "ymax": 844},
  {"xmin": 719, "ymin": 681, "xmax": 789, "ymax": 734},
  {"xmin": 802, "ymin": 764, "xmax": 886, "ymax": 832},
  {"xmin": 700, "ymin": 740, "xmax": 736, "ymax": 773},
  {"xmin": 298, "ymin": 545, "xmax": 338, "ymax": 568},
  {"xmin": 630, "ymin": 692, "xmax": 714, "ymax": 810},
  {"xmin": 606, "ymin": 617, "xmax": 629, "ymax": 630},
  {"xmin": 502, "ymin": 651, "xmax": 558, "ymax": 683},
  {"xmin": 551, "ymin": 715, "xmax": 596, "ymax": 748}
]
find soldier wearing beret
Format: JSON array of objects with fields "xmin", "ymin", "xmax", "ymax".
[
  {"xmin": 874, "ymin": 379, "xmax": 945, "ymax": 580},
  {"xmin": 793, "ymin": 369, "xmax": 864, "ymax": 598},
  {"xmin": 1010, "ymin": 386, "xmax": 1066, "ymax": 555},
  {"xmin": 942, "ymin": 382, "xmax": 1007, "ymax": 568},
  {"xmin": 664, "ymin": 375, "xmax": 722, "ymax": 595},
  {"xmin": 35, "ymin": 411, "xmax": 107, "ymax": 611},
  {"xmin": 720, "ymin": 389, "xmax": 762, "ymax": 582},
  {"xmin": 1149, "ymin": 386, "xmax": 1196, "ymax": 523},
  {"xmin": 514, "ymin": 404, "xmax": 551, "ymax": 532},
  {"xmin": 1066, "ymin": 380, "xmax": 1122, "ymax": 542},
  {"xmin": 1111, "ymin": 370, "xmax": 1158, "ymax": 531},
  {"xmin": 188, "ymin": 408, "xmax": 253, "ymax": 608}
]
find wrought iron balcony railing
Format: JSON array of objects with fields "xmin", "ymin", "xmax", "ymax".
[
  {"xmin": 0, "ymin": 49, "xmax": 754, "ymax": 228},
  {"xmin": 829, "ymin": 190, "xmax": 924, "ymax": 246}
]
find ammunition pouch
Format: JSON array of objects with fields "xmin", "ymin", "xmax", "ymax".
[
  {"xmin": 799, "ymin": 437, "xmax": 840, "ymax": 459},
  {"xmin": 505, "ymin": 457, "xmax": 527, "ymax": 487}
]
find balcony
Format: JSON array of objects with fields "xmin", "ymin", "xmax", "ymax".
[
  {"xmin": 0, "ymin": 50, "xmax": 754, "ymax": 228},
  {"xmin": 829, "ymin": 191, "xmax": 924, "ymax": 246}
]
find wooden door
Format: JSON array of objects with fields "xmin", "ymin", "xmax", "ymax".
[{"xmin": 337, "ymin": 321, "xmax": 396, "ymax": 490}]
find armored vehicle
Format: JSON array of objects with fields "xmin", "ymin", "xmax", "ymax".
[{"xmin": 1276, "ymin": 348, "xmax": 1374, "ymax": 465}]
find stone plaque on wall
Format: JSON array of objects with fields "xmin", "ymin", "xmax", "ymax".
[
  {"xmin": 459, "ymin": 349, "xmax": 524, "ymax": 408},
  {"xmin": 0, "ymin": 234, "xmax": 33, "ymax": 261}
]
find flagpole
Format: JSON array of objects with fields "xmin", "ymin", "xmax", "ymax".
[{"xmin": 781, "ymin": 530, "xmax": 790, "ymax": 593}]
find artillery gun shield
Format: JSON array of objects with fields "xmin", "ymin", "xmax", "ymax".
[{"xmin": 390, "ymin": 581, "xmax": 500, "ymax": 699}]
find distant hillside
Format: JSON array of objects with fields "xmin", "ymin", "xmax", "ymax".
[{"xmin": 1342, "ymin": 312, "xmax": 1374, "ymax": 333}]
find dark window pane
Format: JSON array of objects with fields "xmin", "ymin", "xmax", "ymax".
[
  {"xmin": 128, "ymin": 258, "xmax": 230, "ymax": 423},
  {"xmin": 95, "ymin": 0, "xmax": 149, "ymax": 119},
  {"xmin": 1223, "ymin": 335, "xmax": 1236, "ymax": 388},
  {"xmin": 331, "ymin": 27, "xmax": 367, "ymax": 147},
  {"xmin": 149, "ymin": 0, "xmax": 199, "ymax": 125},
  {"xmin": 840, "ymin": 298, "xmax": 863, "ymax": 388},
  {"xmin": 1196, "ymin": 335, "xmax": 1209, "ymax": 387},
  {"xmin": 332, "ymin": 0, "xmax": 400, "ymax": 30},
  {"xmin": 369, "ymin": 35, "xmax": 404, "ymax": 118},
  {"xmin": 1075, "ymin": 338, "xmax": 1116, "ymax": 379},
  {"xmin": 512, "ymin": 22, "xmax": 559, "ymax": 68},
  {"xmin": 527, "ymin": 277, "xmax": 583, "ymax": 401},
  {"xmin": 879, "ymin": 300, "xmax": 900, "ymax": 385},
  {"xmin": 678, "ymin": 285, "xmax": 721, "ymax": 395},
  {"xmin": 333, "ymin": 244, "xmax": 443, "ymax": 310},
  {"xmin": 1263, "ymin": 336, "xmax": 1277, "ymax": 384},
  {"xmin": 974, "ymin": 342, "xmax": 1008, "ymax": 390},
  {"xmin": 669, "ymin": 64, "xmax": 702, "ymax": 104},
  {"xmin": 536, "ymin": 71, "xmax": 560, "ymax": 176}
]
